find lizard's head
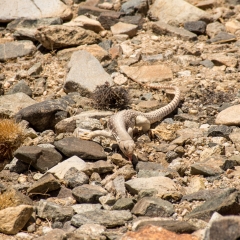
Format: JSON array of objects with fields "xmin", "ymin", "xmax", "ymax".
[{"xmin": 119, "ymin": 140, "xmax": 136, "ymax": 161}]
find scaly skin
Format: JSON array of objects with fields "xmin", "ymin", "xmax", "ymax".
[{"xmin": 106, "ymin": 85, "xmax": 181, "ymax": 160}]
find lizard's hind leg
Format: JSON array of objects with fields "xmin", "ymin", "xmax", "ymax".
[{"xmin": 74, "ymin": 128, "xmax": 115, "ymax": 140}]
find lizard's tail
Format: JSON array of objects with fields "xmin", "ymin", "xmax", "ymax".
[{"xmin": 143, "ymin": 85, "xmax": 181, "ymax": 124}]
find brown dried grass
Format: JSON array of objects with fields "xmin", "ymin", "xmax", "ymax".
[{"xmin": 0, "ymin": 119, "xmax": 25, "ymax": 161}]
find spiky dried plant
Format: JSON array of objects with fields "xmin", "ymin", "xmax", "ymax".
[
  {"xmin": 0, "ymin": 119, "xmax": 25, "ymax": 161},
  {"xmin": 92, "ymin": 82, "xmax": 130, "ymax": 110}
]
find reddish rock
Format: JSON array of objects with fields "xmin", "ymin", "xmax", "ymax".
[{"xmin": 121, "ymin": 225, "xmax": 199, "ymax": 240}]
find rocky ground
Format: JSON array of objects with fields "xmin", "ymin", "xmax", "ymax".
[{"xmin": 1, "ymin": 0, "xmax": 240, "ymax": 239}]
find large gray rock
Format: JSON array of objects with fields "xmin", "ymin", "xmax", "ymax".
[
  {"xmin": 125, "ymin": 176, "xmax": 180, "ymax": 197},
  {"xmin": 150, "ymin": 0, "xmax": 211, "ymax": 25},
  {"xmin": 7, "ymin": 18, "xmax": 62, "ymax": 41},
  {"xmin": 131, "ymin": 197, "xmax": 174, "ymax": 217},
  {"xmin": 27, "ymin": 173, "xmax": 61, "ymax": 195},
  {"xmin": 132, "ymin": 218, "xmax": 198, "ymax": 233},
  {"xmin": 7, "ymin": 17, "xmax": 63, "ymax": 30},
  {"xmin": 14, "ymin": 146, "xmax": 63, "ymax": 173},
  {"xmin": 64, "ymin": 50, "xmax": 113, "ymax": 96},
  {"xmin": 152, "ymin": 21, "xmax": 197, "ymax": 41},
  {"xmin": 72, "ymin": 184, "xmax": 108, "ymax": 203},
  {"xmin": 15, "ymin": 97, "xmax": 74, "ymax": 131},
  {"xmin": 35, "ymin": 26, "xmax": 99, "ymax": 50},
  {"xmin": 0, "ymin": 92, "xmax": 36, "ymax": 118},
  {"xmin": 185, "ymin": 188, "xmax": 240, "ymax": 221},
  {"xmin": 71, "ymin": 209, "xmax": 132, "ymax": 227},
  {"xmin": 204, "ymin": 215, "xmax": 240, "ymax": 240},
  {"xmin": 0, "ymin": 0, "xmax": 72, "ymax": 22},
  {"xmin": 37, "ymin": 199, "xmax": 74, "ymax": 222},
  {"xmin": 0, "ymin": 40, "xmax": 36, "ymax": 62},
  {"xmin": 54, "ymin": 137, "xmax": 107, "ymax": 160}
]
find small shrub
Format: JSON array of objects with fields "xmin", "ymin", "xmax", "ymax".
[
  {"xmin": 92, "ymin": 82, "xmax": 130, "ymax": 110},
  {"xmin": 0, "ymin": 119, "xmax": 25, "ymax": 161}
]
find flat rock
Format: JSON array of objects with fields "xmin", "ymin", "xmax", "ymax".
[
  {"xmin": 64, "ymin": 15, "xmax": 104, "ymax": 33},
  {"xmin": 71, "ymin": 209, "xmax": 132, "ymax": 227},
  {"xmin": 72, "ymin": 184, "xmax": 108, "ymax": 203},
  {"xmin": 112, "ymin": 198, "xmax": 134, "ymax": 210},
  {"xmin": 207, "ymin": 31, "xmax": 237, "ymax": 44},
  {"xmin": 7, "ymin": 17, "xmax": 62, "ymax": 30},
  {"xmin": 149, "ymin": 0, "xmax": 211, "ymax": 25},
  {"xmin": 152, "ymin": 21, "xmax": 197, "ymax": 41},
  {"xmin": 216, "ymin": 105, "xmax": 240, "ymax": 126},
  {"xmin": 27, "ymin": 173, "xmax": 61, "ymax": 195},
  {"xmin": 182, "ymin": 189, "xmax": 227, "ymax": 202},
  {"xmin": 74, "ymin": 223, "xmax": 106, "ymax": 239},
  {"xmin": 111, "ymin": 22, "xmax": 138, "ymax": 37},
  {"xmin": 0, "ymin": 92, "xmax": 36, "ymax": 118},
  {"xmin": 37, "ymin": 199, "xmax": 74, "ymax": 222},
  {"xmin": 132, "ymin": 217, "xmax": 197, "ymax": 233},
  {"xmin": 47, "ymin": 156, "xmax": 87, "ymax": 180},
  {"xmin": 190, "ymin": 159, "xmax": 224, "ymax": 177},
  {"xmin": 83, "ymin": 160, "xmax": 114, "ymax": 176},
  {"xmin": 0, "ymin": 40, "xmax": 36, "ymax": 62},
  {"xmin": 207, "ymin": 53, "xmax": 238, "ymax": 67},
  {"xmin": 0, "ymin": 205, "xmax": 33, "ymax": 235},
  {"xmin": 64, "ymin": 50, "xmax": 113, "ymax": 95},
  {"xmin": 131, "ymin": 197, "xmax": 174, "ymax": 217},
  {"xmin": 54, "ymin": 137, "xmax": 107, "ymax": 160},
  {"xmin": 125, "ymin": 176, "xmax": 180, "ymax": 197},
  {"xmin": 121, "ymin": 225, "xmax": 198, "ymax": 240},
  {"xmin": 0, "ymin": 0, "xmax": 72, "ymax": 22},
  {"xmin": 0, "ymin": 188, "xmax": 33, "ymax": 211},
  {"xmin": 15, "ymin": 97, "xmax": 73, "ymax": 131},
  {"xmin": 77, "ymin": 5, "xmax": 109, "ymax": 17},
  {"xmin": 35, "ymin": 26, "xmax": 99, "ymax": 50},
  {"xmin": 204, "ymin": 215, "xmax": 240, "ymax": 240},
  {"xmin": 14, "ymin": 146, "xmax": 63, "ymax": 173},
  {"xmin": 185, "ymin": 188, "xmax": 240, "ymax": 221},
  {"xmin": 72, "ymin": 204, "xmax": 102, "ymax": 214},
  {"xmin": 136, "ymin": 161, "xmax": 179, "ymax": 178},
  {"xmin": 120, "ymin": 64, "xmax": 173, "ymax": 84}
]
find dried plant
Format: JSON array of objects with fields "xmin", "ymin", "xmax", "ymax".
[
  {"xmin": 92, "ymin": 82, "xmax": 130, "ymax": 110},
  {"xmin": 0, "ymin": 119, "xmax": 25, "ymax": 161}
]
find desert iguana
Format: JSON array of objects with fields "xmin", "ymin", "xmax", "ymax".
[{"xmin": 80, "ymin": 85, "xmax": 181, "ymax": 161}]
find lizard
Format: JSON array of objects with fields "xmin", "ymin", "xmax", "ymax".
[{"xmin": 78, "ymin": 84, "xmax": 181, "ymax": 161}]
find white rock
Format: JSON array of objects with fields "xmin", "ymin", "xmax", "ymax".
[
  {"xmin": 150, "ymin": 0, "xmax": 211, "ymax": 25},
  {"xmin": 47, "ymin": 156, "xmax": 86, "ymax": 180},
  {"xmin": 0, "ymin": 0, "xmax": 72, "ymax": 22}
]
